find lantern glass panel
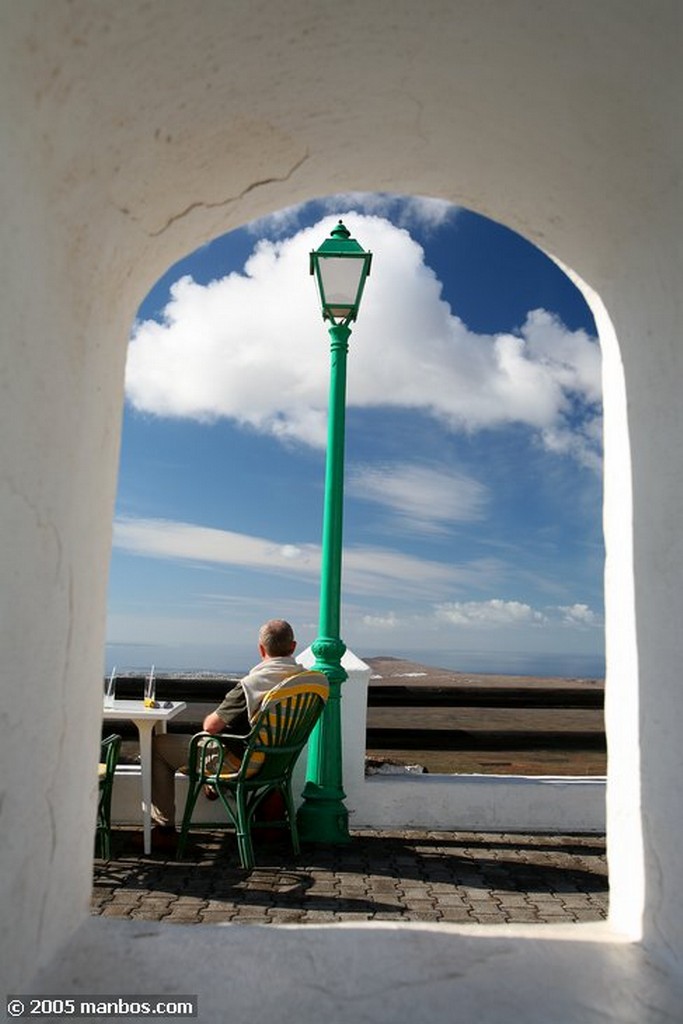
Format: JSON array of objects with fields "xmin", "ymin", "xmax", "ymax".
[{"xmin": 317, "ymin": 255, "xmax": 366, "ymax": 315}]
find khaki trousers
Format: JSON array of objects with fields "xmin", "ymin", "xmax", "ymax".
[{"xmin": 151, "ymin": 732, "xmax": 191, "ymax": 827}]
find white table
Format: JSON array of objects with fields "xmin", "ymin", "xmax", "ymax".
[{"xmin": 103, "ymin": 699, "xmax": 187, "ymax": 854}]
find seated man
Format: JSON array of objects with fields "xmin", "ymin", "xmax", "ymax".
[{"xmin": 150, "ymin": 618, "xmax": 301, "ymax": 849}]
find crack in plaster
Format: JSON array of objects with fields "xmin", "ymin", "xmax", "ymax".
[
  {"xmin": 401, "ymin": 89, "xmax": 428, "ymax": 145},
  {"xmin": 34, "ymin": 563, "xmax": 71, "ymax": 957},
  {"xmin": 147, "ymin": 151, "xmax": 310, "ymax": 238},
  {"xmin": 61, "ymin": 570, "xmax": 74, "ymax": 727},
  {"xmin": 4, "ymin": 483, "xmax": 65, "ymax": 585},
  {"xmin": 397, "ymin": 35, "xmax": 429, "ymax": 146},
  {"xmin": 36, "ymin": 799, "xmax": 58, "ymax": 954}
]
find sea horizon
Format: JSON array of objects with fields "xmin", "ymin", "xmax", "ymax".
[{"xmin": 104, "ymin": 646, "xmax": 605, "ymax": 682}]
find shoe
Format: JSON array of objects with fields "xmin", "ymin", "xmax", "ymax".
[{"xmin": 203, "ymin": 784, "xmax": 219, "ymax": 801}]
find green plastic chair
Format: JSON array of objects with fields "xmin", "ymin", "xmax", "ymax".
[
  {"xmin": 97, "ymin": 733, "xmax": 121, "ymax": 859},
  {"xmin": 177, "ymin": 671, "xmax": 328, "ymax": 869}
]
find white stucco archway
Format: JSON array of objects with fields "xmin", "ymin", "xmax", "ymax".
[{"xmin": 1, "ymin": 2, "xmax": 681, "ymax": 1018}]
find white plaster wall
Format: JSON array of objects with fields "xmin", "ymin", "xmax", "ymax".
[{"xmin": 1, "ymin": 0, "xmax": 682, "ymax": 1012}]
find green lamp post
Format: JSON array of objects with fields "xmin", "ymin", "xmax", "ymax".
[{"xmin": 297, "ymin": 220, "xmax": 373, "ymax": 844}]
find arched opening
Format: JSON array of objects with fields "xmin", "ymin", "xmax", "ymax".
[
  {"xmin": 6, "ymin": 3, "xmax": 679, "ymax": 1003},
  {"xmin": 108, "ymin": 194, "xmax": 605, "ymax": 786}
]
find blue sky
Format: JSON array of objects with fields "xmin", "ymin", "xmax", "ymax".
[{"xmin": 107, "ymin": 194, "xmax": 604, "ymax": 677}]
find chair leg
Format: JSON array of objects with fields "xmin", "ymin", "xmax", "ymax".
[
  {"xmin": 97, "ymin": 789, "xmax": 112, "ymax": 859},
  {"xmin": 96, "ymin": 821, "xmax": 110, "ymax": 860},
  {"xmin": 235, "ymin": 788, "xmax": 255, "ymax": 870},
  {"xmin": 101, "ymin": 823, "xmax": 111, "ymax": 860},
  {"xmin": 282, "ymin": 782, "xmax": 300, "ymax": 856},
  {"xmin": 177, "ymin": 780, "xmax": 203, "ymax": 858}
]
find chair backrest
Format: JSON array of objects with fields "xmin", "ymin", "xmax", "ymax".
[
  {"xmin": 99, "ymin": 733, "xmax": 121, "ymax": 784},
  {"xmin": 240, "ymin": 670, "xmax": 329, "ymax": 782}
]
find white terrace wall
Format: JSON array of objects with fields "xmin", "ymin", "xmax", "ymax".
[
  {"xmin": 304, "ymin": 650, "xmax": 608, "ymax": 835},
  {"xmin": 1, "ymin": 0, "xmax": 682, "ymax": 1015},
  {"xmin": 109, "ymin": 650, "xmax": 607, "ymax": 833}
]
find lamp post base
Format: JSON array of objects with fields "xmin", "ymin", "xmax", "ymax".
[
  {"xmin": 297, "ymin": 635, "xmax": 351, "ymax": 844},
  {"xmin": 297, "ymin": 785, "xmax": 351, "ymax": 845}
]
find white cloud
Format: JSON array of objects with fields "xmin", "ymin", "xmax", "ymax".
[
  {"xmin": 362, "ymin": 612, "xmax": 400, "ymax": 629},
  {"xmin": 112, "ymin": 515, "xmax": 491, "ymax": 599},
  {"xmin": 280, "ymin": 544, "xmax": 304, "ymax": 559},
  {"xmin": 319, "ymin": 192, "xmax": 458, "ymax": 231},
  {"xmin": 433, "ymin": 599, "xmax": 602, "ymax": 630},
  {"xmin": 342, "ymin": 545, "xmax": 467, "ymax": 597},
  {"xmin": 126, "ymin": 211, "xmax": 602, "ymax": 465},
  {"xmin": 113, "ymin": 515, "xmax": 319, "ymax": 574},
  {"xmin": 541, "ymin": 420, "xmax": 603, "ymax": 472},
  {"xmin": 347, "ymin": 462, "xmax": 488, "ymax": 533},
  {"xmin": 558, "ymin": 603, "xmax": 601, "ymax": 627},
  {"xmin": 249, "ymin": 193, "xmax": 458, "ymax": 237},
  {"xmin": 436, "ymin": 599, "xmax": 547, "ymax": 627},
  {"xmin": 246, "ymin": 203, "xmax": 307, "ymax": 238}
]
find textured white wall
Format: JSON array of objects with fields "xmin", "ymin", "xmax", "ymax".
[{"xmin": 1, "ymin": 0, "xmax": 681, "ymax": 1011}]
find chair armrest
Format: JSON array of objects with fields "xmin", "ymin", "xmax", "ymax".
[
  {"xmin": 100, "ymin": 733, "xmax": 121, "ymax": 776},
  {"xmin": 186, "ymin": 730, "xmax": 249, "ymax": 781}
]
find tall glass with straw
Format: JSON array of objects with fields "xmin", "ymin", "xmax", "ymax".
[
  {"xmin": 104, "ymin": 666, "xmax": 117, "ymax": 708},
  {"xmin": 144, "ymin": 665, "xmax": 156, "ymax": 708}
]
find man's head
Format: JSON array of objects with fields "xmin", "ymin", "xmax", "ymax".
[{"xmin": 258, "ymin": 619, "xmax": 296, "ymax": 658}]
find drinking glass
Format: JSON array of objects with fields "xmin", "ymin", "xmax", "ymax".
[
  {"xmin": 144, "ymin": 665, "xmax": 156, "ymax": 707},
  {"xmin": 104, "ymin": 667, "xmax": 117, "ymax": 708}
]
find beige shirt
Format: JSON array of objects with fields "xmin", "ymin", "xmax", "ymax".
[{"xmin": 238, "ymin": 656, "xmax": 304, "ymax": 721}]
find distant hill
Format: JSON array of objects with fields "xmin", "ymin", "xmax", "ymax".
[{"xmin": 364, "ymin": 656, "xmax": 603, "ymax": 691}]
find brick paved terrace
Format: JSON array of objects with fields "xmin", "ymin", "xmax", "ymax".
[{"xmin": 92, "ymin": 829, "xmax": 608, "ymax": 926}]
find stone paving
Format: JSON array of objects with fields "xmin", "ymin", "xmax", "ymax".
[{"xmin": 92, "ymin": 829, "xmax": 608, "ymax": 926}]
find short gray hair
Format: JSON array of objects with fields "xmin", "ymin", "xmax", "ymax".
[{"xmin": 259, "ymin": 619, "xmax": 295, "ymax": 656}]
